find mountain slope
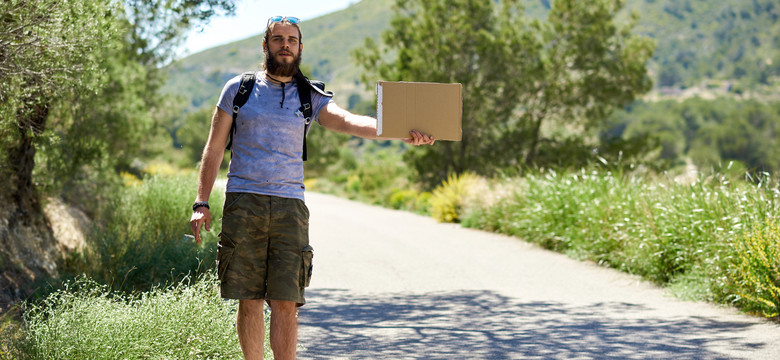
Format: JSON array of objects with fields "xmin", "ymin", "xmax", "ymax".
[{"xmin": 626, "ymin": 0, "xmax": 779, "ymax": 89}]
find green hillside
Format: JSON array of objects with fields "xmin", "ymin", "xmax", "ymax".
[
  {"xmin": 627, "ymin": 0, "xmax": 779, "ymax": 90},
  {"xmin": 164, "ymin": 0, "xmax": 780, "ymax": 111}
]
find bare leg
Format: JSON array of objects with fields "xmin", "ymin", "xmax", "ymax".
[
  {"xmin": 267, "ymin": 300, "xmax": 298, "ymax": 360},
  {"xmin": 237, "ymin": 299, "xmax": 266, "ymax": 360}
]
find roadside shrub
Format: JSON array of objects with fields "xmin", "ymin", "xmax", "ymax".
[
  {"xmin": 415, "ymin": 192, "xmax": 433, "ymax": 215},
  {"xmin": 327, "ymin": 142, "xmax": 414, "ymax": 206},
  {"xmin": 725, "ymin": 221, "xmax": 780, "ymax": 318},
  {"xmin": 462, "ymin": 168, "xmax": 780, "ymax": 308},
  {"xmin": 15, "ymin": 273, "xmax": 265, "ymax": 359},
  {"xmin": 64, "ymin": 173, "xmax": 224, "ymax": 293},
  {"xmin": 389, "ymin": 189, "xmax": 419, "ymax": 210},
  {"xmin": 386, "ymin": 189, "xmax": 432, "ymax": 215},
  {"xmin": 430, "ymin": 172, "xmax": 480, "ymax": 223},
  {"xmin": 119, "ymin": 171, "xmax": 142, "ymax": 187}
]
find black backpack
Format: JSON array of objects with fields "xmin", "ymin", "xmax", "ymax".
[{"xmin": 226, "ymin": 70, "xmax": 334, "ymax": 161}]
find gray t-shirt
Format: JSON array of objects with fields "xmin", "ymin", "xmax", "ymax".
[{"xmin": 216, "ymin": 71, "xmax": 333, "ymax": 201}]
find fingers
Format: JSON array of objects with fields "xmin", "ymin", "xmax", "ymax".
[
  {"xmin": 189, "ymin": 210, "xmax": 211, "ymax": 245},
  {"xmin": 190, "ymin": 217, "xmax": 202, "ymax": 245},
  {"xmin": 407, "ymin": 130, "xmax": 435, "ymax": 146},
  {"xmin": 189, "ymin": 221, "xmax": 200, "ymax": 244}
]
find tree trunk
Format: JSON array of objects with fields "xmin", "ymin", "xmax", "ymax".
[
  {"xmin": 9, "ymin": 101, "xmax": 49, "ymax": 228},
  {"xmin": 1, "ymin": 100, "xmax": 60, "ymax": 310}
]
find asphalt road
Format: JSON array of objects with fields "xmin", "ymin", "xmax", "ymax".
[{"xmin": 297, "ymin": 192, "xmax": 780, "ymax": 359}]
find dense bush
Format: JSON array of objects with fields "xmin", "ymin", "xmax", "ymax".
[
  {"xmin": 725, "ymin": 221, "xmax": 780, "ymax": 318},
  {"xmin": 429, "ymin": 173, "xmax": 481, "ymax": 223},
  {"xmin": 389, "ymin": 188, "xmax": 431, "ymax": 214},
  {"xmin": 11, "ymin": 274, "xmax": 262, "ymax": 360},
  {"xmin": 64, "ymin": 173, "xmax": 224, "ymax": 294}
]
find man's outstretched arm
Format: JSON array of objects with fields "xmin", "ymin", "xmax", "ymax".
[{"xmin": 318, "ymin": 102, "xmax": 435, "ymax": 145}]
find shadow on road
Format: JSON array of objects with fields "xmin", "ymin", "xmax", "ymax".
[{"xmin": 299, "ymin": 289, "xmax": 764, "ymax": 359}]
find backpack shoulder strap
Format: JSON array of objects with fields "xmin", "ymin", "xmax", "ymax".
[
  {"xmin": 308, "ymin": 80, "xmax": 334, "ymax": 97},
  {"xmin": 226, "ymin": 71, "xmax": 256, "ymax": 151},
  {"xmin": 294, "ymin": 71, "xmax": 334, "ymax": 161}
]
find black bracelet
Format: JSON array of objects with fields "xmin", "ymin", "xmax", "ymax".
[{"xmin": 192, "ymin": 201, "xmax": 210, "ymax": 211}]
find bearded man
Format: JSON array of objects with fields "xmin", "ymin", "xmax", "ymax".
[{"xmin": 189, "ymin": 16, "xmax": 434, "ymax": 360}]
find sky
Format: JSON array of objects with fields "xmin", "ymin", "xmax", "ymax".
[{"xmin": 180, "ymin": 0, "xmax": 359, "ymax": 58}]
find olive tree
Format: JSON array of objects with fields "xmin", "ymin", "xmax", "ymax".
[{"xmin": 0, "ymin": 0, "xmax": 235, "ymax": 299}]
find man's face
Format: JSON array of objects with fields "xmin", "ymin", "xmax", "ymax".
[{"xmin": 264, "ymin": 23, "xmax": 302, "ymax": 77}]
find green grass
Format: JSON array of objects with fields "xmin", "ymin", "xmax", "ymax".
[
  {"xmin": 62, "ymin": 173, "xmax": 225, "ymax": 294},
  {"xmin": 2, "ymin": 172, "xmax": 279, "ymax": 359},
  {"xmin": 10, "ymin": 273, "xmax": 270, "ymax": 360},
  {"xmin": 726, "ymin": 220, "xmax": 780, "ymax": 318}
]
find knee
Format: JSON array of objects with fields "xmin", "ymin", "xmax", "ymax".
[
  {"xmin": 267, "ymin": 300, "xmax": 297, "ymax": 315},
  {"xmin": 238, "ymin": 299, "xmax": 264, "ymax": 317}
]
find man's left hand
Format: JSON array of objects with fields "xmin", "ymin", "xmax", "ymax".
[{"xmin": 403, "ymin": 130, "xmax": 435, "ymax": 146}]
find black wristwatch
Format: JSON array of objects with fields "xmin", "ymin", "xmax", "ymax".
[{"xmin": 192, "ymin": 201, "xmax": 210, "ymax": 211}]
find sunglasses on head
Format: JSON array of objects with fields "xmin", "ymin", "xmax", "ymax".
[{"xmin": 267, "ymin": 16, "xmax": 301, "ymax": 28}]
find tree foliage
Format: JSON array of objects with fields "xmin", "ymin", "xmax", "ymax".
[
  {"xmin": 0, "ymin": 0, "xmax": 114, "ymax": 105},
  {"xmin": 354, "ymin": 0, "xmax": 654, "ymax": 186},
  {"xmin": 1, "ymin": 0, "xmax": 121, "ymax": 222},
  {"xmin": 0, "ymin": 0, "xmax": 237, "ymax": 217},
  {"xmin": 124, "ymin": 0, "xmax": 235, "ymax": 66}
]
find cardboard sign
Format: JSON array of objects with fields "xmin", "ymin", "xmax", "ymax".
[{"xmin": 376, "ymin": 81, "xmax": 462, "ymax": 141}]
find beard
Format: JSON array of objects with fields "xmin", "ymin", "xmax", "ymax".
[{"xmin": 264, "ymin": 48, "xmax": 302, "ymax": 77}]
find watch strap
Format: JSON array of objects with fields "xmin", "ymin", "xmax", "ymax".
[{"xmin": 192, "ymin": 201, "xmax": 210, "ymax": 211}]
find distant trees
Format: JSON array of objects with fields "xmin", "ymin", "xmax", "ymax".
[
  {"xmin": 615, "ymin": 98, "xmax": 780, "ymax": 174},
  {"xmin": 647, "ymin": 0, "xmax": 780, "ymax": 88},
  {"xmin": 354, "ymin": 0, "xmax": 654, "ymax": 185}
]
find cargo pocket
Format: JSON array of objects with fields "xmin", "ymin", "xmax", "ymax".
[
  {"xmin": 217, "ymin": 233, "xmax": 237, "ymax": 282},
  {"xmin": 300, "ymin": 245, "xmax": 314, "ymax": 288},
  {"xmin": 222, "ymin": 193, "xmax": 246, "ymax": 215}
]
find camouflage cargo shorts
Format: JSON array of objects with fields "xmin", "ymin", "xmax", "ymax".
[{"xmin": 217, "ymin": 192, "xmax": 313, "ymax": 306}]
